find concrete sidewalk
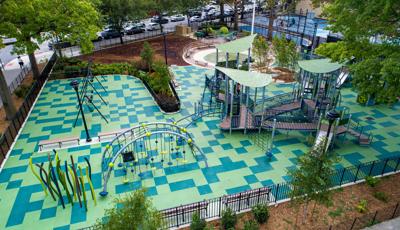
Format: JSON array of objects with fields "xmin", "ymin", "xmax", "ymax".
[{"xmin": 363, "ymin": 216, "xmax": 400, "ymax": 230}]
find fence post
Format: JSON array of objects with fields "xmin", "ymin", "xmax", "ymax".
[
  {"xmin": 275, "ymin": 184, "xmax": 280, "ymax": 203},
  {"xmin": 175, "ymin": 207, "xmax": 179, "ymax": 227},
  {"xmin": 381, "ymin": 158, "xmax": 389, "ymax": 175},
  {"xmin": 257, "ymin": 188, "xmax": 261, "ymax": 204},
  {"xmin": 339, "ymin": 168, "xmax": 346, "ymax": 185},
  {"xmin": 372, "ymin": 210, "xmax": 378, "ymax": 224},
  {"xmin": 350, "ymin": 217, "xmax": 357, "ymax": 230},
  {"xmin": 237, "ymin": 192, "xmax": 242, "ymax": 211},
  {"xmin": 354, "ymin": 164, "xmax": 361, "ymax": 182},
  {"xmin": 219, "ymin": 197, "xmax": 222, "ymax": 217},
  {"xmin": 395, "ymin": 157, "xmax": 400, "ymax": 172},
  {"xmin": 392, "ymin": 202, "xmax": 399, "ymax": 219},
  {"xmin": 368, "ymin": 161, "xmax": 375, "ymax": 176}
]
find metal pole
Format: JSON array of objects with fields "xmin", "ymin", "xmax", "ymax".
[
  {"xmin": 247, "ymin": 48, "xmax": 251, "ymax": 72},
  {"xmin": 225, "ymin": 52, "xmax": 229, "ymax": 68},
  {"xmin": 71, "ymin": 80, "xmax": 91, "ymax": 142},
  {"xmin": 244, "ymin": 86, "xmax": 250, "ymax": 134},
  {"xmin": 259, "ymin": 87, "xmax": 266, "ymax": 133},
  {"xmin": 251, "ymin": 0, "xmax": 256, "ymax": 34},
  {"xmin": 163, "ymin": 33, "xmax": 168, "ymax": 65},
  {"xmin": 229, "ymin": 80, "xmax": 234, "ymax": 135}
]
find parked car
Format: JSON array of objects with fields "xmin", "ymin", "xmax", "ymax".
[
  {"xmin": 124, "ymin": 26, "xmax": 145, "ymax": 35},
  {"xmin": 151, "ymin": 16, "xmax": 169, "ymax": 24},
  {"xmin": 207, "ymin": 9, "xmax": 218, "ymax": 16},
  {"xmin": 100, "ymin": 29, "xmax": 124, "ymax": 39},
  {"xmin": 188, "ymin": 9, "xmax": 202, "ymax": 17},
  {"xmin": 170, "ymin": 14, "xmax": 185, "ymax": 22},
  {"xmin": 146, "ymin": 22, "xmax": 161, "ymax": 31},
  {"xmin": 189, "ymin": 16, "xmax": 203, "ymax": 23}
]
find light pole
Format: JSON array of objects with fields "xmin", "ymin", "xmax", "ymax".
[
  {"xmin": 163, "ymin": 32, "xmax": 168, "ymax": 65},
  {"xmin": 70, "ymin": 80, "xmax": 92, "ymax": 142},
  {"xmin": 323, "ymin": 110, "xmax": 340, "ymax": 153}
]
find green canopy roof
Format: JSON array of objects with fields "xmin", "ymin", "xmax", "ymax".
[
  {"xmin": 216, "ymin": 66, "xmax": 275, "ymax": 88},
  {"xmin": 298, "ymin": 58, "xmax": 343, "ymax": 74},
  {"xmin": 216, "ymin": 34, "xmax": 257, "ymax": 53}
]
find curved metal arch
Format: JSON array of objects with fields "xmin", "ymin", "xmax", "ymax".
[
  {"xmin": 100, "ymin": 130, "xmax": 208, "ymax": 196},
  {"xmin": 101, "ymin": 122, "xmax": 188, "ymax": 172}
]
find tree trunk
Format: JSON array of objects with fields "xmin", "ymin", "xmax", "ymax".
[
  {"xmin": 233, "ymin": 1, "xmax": 239, "ymax": 30},
  {"xmin": 310, "ymin": 201, "xmax": 317, "ymax": 222},
  {"xmin": 294, "ymin": 204, "xmax": 300, "ymax": 229},
  {"xmin": 119, "ymin": 34, "xmax": 124, "ymax": 44},
  {"xmin": 302, "ymin": 200, "xmax": 309, "ymax": 224},
  {"xmin": 28, "ymin": 53, "xmax": 40, "ymax": 80},
  {"xmin": 267, "ymin": 8, "xmax": 275, "ymax": 40},
  {"xmin": 240, "ymin": 0, "xmax": 245, "ymax": 19},
  {"xmin": 0, "ymin": 69, "xmax": 17, "ymax": 120},
  {"xmin": 219, "ymin": 1, "xmax": 225, "ymax": 23}
]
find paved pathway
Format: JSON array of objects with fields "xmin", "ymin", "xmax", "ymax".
[{"xmin": 363, "ymin": 217, "xmax": 400, "ymax": 230}]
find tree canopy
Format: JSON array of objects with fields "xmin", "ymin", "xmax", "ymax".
[
  {"xmin": 315, "ymin": 0, "xmax": 400, "ymax": 104},
  {"xmin": 0, "ymin": 0, "xmax": 101, "ymax": 78}
]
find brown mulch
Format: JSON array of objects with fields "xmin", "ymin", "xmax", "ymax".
[
  {"xmin": 0, "ymin": 63, "xmax": 45, "ymax": 135},
  {"xmin": 271, "ymin": 67, "xmax": 295, "ymax": 83},
  {"xmin": 80, "ymin": 35, "xmax": 196, "ymax": 66},
  {"xmin": 182, "ymin": 173, "xmax": 400, "ymax": 230}
]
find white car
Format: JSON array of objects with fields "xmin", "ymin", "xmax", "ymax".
[
  {"xmin": 170, "ymin": 14, "xmax": 185, "ymax": 22},
  {"xmin": 189, "ymin": 16, "xmax": 203, "ymax": 23},
  {"xmin": 146, "ymin": 22, "xmax": 161, "ymax": 31},
  {"xmin": 207, "ymin": 9, "xmax": 218, "ymax": 16}
]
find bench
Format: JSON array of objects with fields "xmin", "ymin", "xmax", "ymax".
[
  {"xmin": 98, "ymin": 128, "xmax": 130, "ymax": 142},
  {"xmin": 39, "ymin": 136, "xmax": 80, "ymax": 151},
  {"xmin": 194, "ymin": 60, "xmax": 208, "ymax": 67}
]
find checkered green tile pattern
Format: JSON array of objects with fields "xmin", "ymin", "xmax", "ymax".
[{"xmin": 0, "ymin": 65, "xmax": 399, "ymax": 229}]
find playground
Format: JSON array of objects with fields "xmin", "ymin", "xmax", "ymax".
[{"xmin": 0, "ymin": 35, "xmax": 399, "ymax": 229}]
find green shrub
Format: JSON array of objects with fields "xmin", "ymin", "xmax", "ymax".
[
  {"xmin": 15, "ymin": 84, "xmax": 32, "ymax": 98},
  {"xmin": 219, "ymin": 26, "xmax": 229, "ymax": 34},
  {"xmin": 64, "ymin": 65, "xmax": 81, "ymax": 78},
  {"xmin": 365, "ymin": 176, "xmax": 380, "ymax": 188},
  {"xmin": 206, "ymin": 27, "xmax": 214, "ymax": 35},
  {"xmin": 221, "ymin": 208, "xmax": 237, "ymax": 230},
  {"xmin": 190, "ymin": 212, "xmax": 206, "ymax": 230},
  {"xmin": 147, "ymin": 62, "xmax": 171, "ymax": 95},
  {"xmin": 252, "ymin": 204, "xmax": 269, "ymax": 224},
  {"xmin": 243, "ymin": 220, "xmax": 259, "ymax": 230},
  {"xmin": 373, "ymin": 191, "xmax": 388, "ymax": 202},
  {"xmin": 356, "ymin": 199, "xmax": 368, "ymax": 213},
  {"xmin": 140, "ymin": 41, "xmax": 154, "ymax": 72}
]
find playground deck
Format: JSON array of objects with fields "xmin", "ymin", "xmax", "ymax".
[{"xmin": 0, "ymin": 66, "xmax": 398, "ymax": 229}]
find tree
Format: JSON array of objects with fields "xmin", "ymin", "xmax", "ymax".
[
  {"xmin": 97, "ymin": 189, "xmax": 163, "ymax": 230},
  {"xmin": 47, "ymin": 0, "xmax": 102, "ymax": 54},
  {"xmin": 272, "ymin": 36, "xmax": 298, "ymax": 70},
  {"xmin": 252, "ymin": 35, "xmax": 271, "ymax": 71},
  {"xmin": 0, "ymin": 70, "xmax": 17, "ymax": 120},
  {"xmin": 100, "ymin": 0, "xmax": 148, "ymax": 44},
  {"xmin": 140, "ymin": 42, "xmax": 155, "ymax": 72},
  {"xmin": 315, "ymin": 0, "xmax": 400, "ymax": 105},
  {"xmin": 0, "ymin": 0, "xmax": 101, "ymax": 80},
  {"xmin": 288, "ymin": 143, "xmax": 337, "ymax": 226}
]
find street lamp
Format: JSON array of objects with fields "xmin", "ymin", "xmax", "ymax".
[
  {"xmin": 162, "ymin": 32, "xmax": 168, "ymax": 65},
  {"xmin": 70, "ymin": 80, "xmax": 92, "ymax": 142},
  {"xmin": 323, "ymin": 109, "xmax": 340, "ymax": 152}
]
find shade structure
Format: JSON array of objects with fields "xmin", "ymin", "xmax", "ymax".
[
  {"xmin": 216, "ymin": 66, "xmax": 275, "ymax": 88},
  {"xmin": 216, "ymin": 34, "xmax": 257, "ymax": 53},
  {"xmin": 298, "ymin": 58, "xmax": 343, "ymax": 74}
]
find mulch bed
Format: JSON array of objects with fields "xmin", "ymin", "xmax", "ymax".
[
  {"xmin": 181, "ymin": 173, "xmax": 400, "ymax": 230},
  {"xmin": 0, "ymin": 63, "xmax": 45, "ymax": 135},
  {"xmin": 80, "ymin": 35, "xmax": 196, "ymax": 66}
]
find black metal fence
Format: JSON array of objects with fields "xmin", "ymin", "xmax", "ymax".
[
  {"xmin": 61, "ymin": 28, "xmax": 176, "ymax": 58},
  {"xmin": 0, "ymin": 52, "xmax": 57, "ymax": 165},
  {"xmin": 330, "ymin": 202, "xmax": 400, "ymax": 229},
  {"xmin": 7, "ymin": 64, "xmax": 31, "ymax": 93},
  {"xmin": 160, "ymin": 156, "xmax": 400, "ymax": 228}
]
